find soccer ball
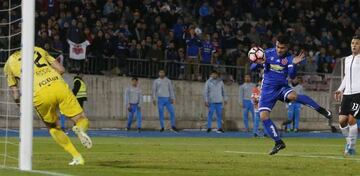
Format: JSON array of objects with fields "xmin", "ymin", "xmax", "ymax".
[
  {"xmin": 195, "ymin": 27, "xmax": 202, "ymax": 35},
  {"xmin": 248, "ymin": 47, "xmax": 265, "ymax": 62}
]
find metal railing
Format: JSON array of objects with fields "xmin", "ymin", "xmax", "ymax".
[
  {"xmin": 0, "ymin": 50, "xmax": 333, "ymax": 88},
  {"xmin": 61, "ymin": 54, "xmax": 257, "ymax": 84}
]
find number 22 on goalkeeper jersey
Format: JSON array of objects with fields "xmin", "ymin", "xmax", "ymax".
[
  {"xmin": 4, "ymin": 47, "xmax": 65, "ymax": 93},
  {"xmin": 4, "ymin": 47, "xmax": 83, "ymax": 123}
]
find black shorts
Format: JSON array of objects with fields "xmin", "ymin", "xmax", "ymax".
[{"xmin": 340, "ymin": 93, "xmax": 360, "ymax": 119}]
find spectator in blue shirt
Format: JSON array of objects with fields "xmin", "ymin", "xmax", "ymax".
[
  {"xmin": 200, "ymin": 33, "xmax": 216, "ymax": 80},
  {"xmin": 173, "ymin": 18, "xmax": 185, "ymax": 43},
  {"xmin": 315, "ymin": 47, "xmax": 334, "ymax": 73},
  {"xmin": 199, "ymin": 2, "xmax": 212, "ymax": 26},
  {"xmin": 199, "ymin": 2, "xmax": 210, "ymax": 17},
  {"xmin": 185, "ymin": 26, "xmax": 202, "ymax": 80},
  {"xmin": 201, "ymin": 34, "xmax": 216, "ymax": 64}
]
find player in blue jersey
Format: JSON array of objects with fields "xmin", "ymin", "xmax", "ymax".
[{"xmin": 251, "ymin": 35, "xmax": 333, "ymax": 155}]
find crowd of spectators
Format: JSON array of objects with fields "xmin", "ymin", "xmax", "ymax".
[{"xmin": 0, "ymin": 0, "xmax": 360, "ymax": 81}]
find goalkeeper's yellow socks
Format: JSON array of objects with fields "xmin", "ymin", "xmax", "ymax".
[
  {"xmin": 49, "ymin": 128, "xmax": 81, "ymax": 158},
  {"xmin": 76, "ymin": 117, "xmax": 89, "ymax": 132}
]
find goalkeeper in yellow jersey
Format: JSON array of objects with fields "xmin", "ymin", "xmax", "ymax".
[{"xmin": 4, "ymin": 47, "xmax": 92, "ymax": 166}]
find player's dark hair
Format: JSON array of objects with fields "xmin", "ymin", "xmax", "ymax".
[
  {"xmin": 277, "ymin": 35, "xmax": 290, "ymax": 45},
  {"xmin": 131, "ymin": 77, "xmax": 138, "ymax": 81},
  {"xmin": 353, "ymin": 35, "xmax": 360, "ymax": 40}
]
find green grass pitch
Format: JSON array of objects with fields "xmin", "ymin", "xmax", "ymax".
[{"xmin": 0, "ymin": 137, "xmax": 359, "ymax": 176}]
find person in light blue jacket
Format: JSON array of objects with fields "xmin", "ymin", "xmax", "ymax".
[
  {"xmin": 125, "ymin": 77, "xmax": 142, "ymax": 132},
  {"xmin": 204, "ymin": 70, "xmax": 228, "ymax": 133},
  {"xmin": 286, "ymin": 77, "xmax": 305, "ymax": 132},
  {"xmin": 239, "ymin": 74, "xmax": 256, "ymax": 132},
  {"xmin": 152, "ymin": 69, "xmax": 178, "ymax": 132}
]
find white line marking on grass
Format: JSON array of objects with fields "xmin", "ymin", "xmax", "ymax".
[
  {"xmin": 3, "ymin": 166, "xmax": 73, "ymax": 176},
  {"xmin": 225, "ymin": 151, "xmax": 360, "ymax": 161}
]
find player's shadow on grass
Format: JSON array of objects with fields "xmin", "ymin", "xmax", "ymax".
[
  {"xmin": 95, "ymin": 160, "xmax": 205, "ymax": 171},
  {"xmin": 96, "ymin": 160, "xmax": 134, "ymax": 169}
]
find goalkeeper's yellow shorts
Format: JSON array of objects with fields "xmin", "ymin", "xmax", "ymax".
[{"xmin": 33, "ymin": 81, "xmax": 83, "ymax": 124}]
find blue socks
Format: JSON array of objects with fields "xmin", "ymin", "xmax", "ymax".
[
  {"xmin": 296, "ymin": 94, "xmax": 320, "ymax": 110},
  {"xmin": 263, "ymin": 119, "xmax": 281, "ymax": 142},
  {"xmin": 60, "ymin": 114, "xmax": 66, "ymax": 130}
]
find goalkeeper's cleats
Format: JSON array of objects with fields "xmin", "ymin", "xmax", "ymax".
[
  {"xmin": 69, "ymin": 156, "xmax": 84, "ymax": 166},
  {"xmin": 72, "ymin": 126, "xmax": 92, "ymax": 149}
]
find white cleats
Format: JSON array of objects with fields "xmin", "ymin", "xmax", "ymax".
[
  {"xmin": 69, "ymin": 156, "xmax": 85, "ymax": 166},
  {"xmin": 72, "ymin": 126, "xmax": 93, "ymax": 149}
]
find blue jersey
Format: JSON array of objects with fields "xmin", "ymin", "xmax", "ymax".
[
  {"xmin": 201, "ymin": 41, "xmax": 215, "ymax": 63},
  {"xmin": 251, "ymin": 48, "xmax": 296, "ymax": 86},
  {"xmin": 173, "ymin": 23, "xmax": 185, "ymax": 39},
  {"xmin": 250, "ymin": 48, "xmax": 297, "ymax": 112},
  {"xmin": 186, "ymin": 36, "xmax": 202, "ymax": 57}
]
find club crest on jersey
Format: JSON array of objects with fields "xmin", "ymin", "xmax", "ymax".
[
  {"xmin": 270, "ymin": 64, "xmax": 284, "ymax": 71},
  {"xmin": 281, "ymin": 58, "xmax": 288, "ymax": 65}
]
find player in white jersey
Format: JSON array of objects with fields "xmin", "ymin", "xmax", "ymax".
[{"xmin": 334, "ymin": 35, "xmax": 360, "ymax": 156}]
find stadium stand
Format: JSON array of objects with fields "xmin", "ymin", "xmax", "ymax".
[{"xmin": 0, "ymin": 0, "xmax": 359, "ymax": 85}]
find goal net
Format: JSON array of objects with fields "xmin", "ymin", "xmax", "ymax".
[
  {"xmin": 0, "ymin": 0, "xmax": 22, "ymax": 169},
  {"xmin": 0, "ymin": 0, "xmax": 35, "ymax": 171}
]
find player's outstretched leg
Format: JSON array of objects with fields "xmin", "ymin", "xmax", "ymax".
[
  {"xmin": 260, "ymin": 111, "xmax": 286, "ymax": 155},
  {"xmin": 49, "ymin": 127, "xmax": 84, "ymax": 165},
  {"xmin": 71, "ymin": 113, "xmax": 93, "ymax": 149},
  {"xmin": 296, "ymin": 94, "xmax": 333, "ymax": 119}
]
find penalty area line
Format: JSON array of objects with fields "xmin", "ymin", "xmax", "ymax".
[
  {"xmin": 3, "ymin": 166, "xmax": 73, "ymax": 176},
  {"xmin": 225, "ymin": 151, "xmax": 360, "ymax": 161}
]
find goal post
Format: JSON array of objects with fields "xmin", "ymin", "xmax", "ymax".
[{"xmin": 19, "ymin": 0, "xmax": 35, "ymax": 171}]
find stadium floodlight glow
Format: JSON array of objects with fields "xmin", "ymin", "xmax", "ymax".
[{"xmin": 19, "ymin": 0, "xmax": 35, "ymax": 171}]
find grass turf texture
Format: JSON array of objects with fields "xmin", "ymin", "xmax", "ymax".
[{"xmin": 0, "ymin": 137, "xmax": 359, "ymax": 176}]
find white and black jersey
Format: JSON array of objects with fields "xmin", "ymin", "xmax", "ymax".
[
  {"xmin": 338, "ymin": 54, "xmax": 360, "ymax": 118},
  {"xmin": 338, "ymin": 54, "xmax": 360, "ymax": 95}
]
